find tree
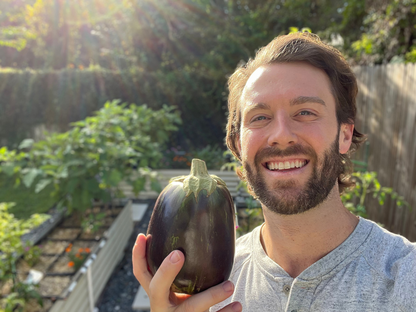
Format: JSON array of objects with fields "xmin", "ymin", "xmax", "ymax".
[
  {"xmin": 0, "ymin": 0, "xmax": 37, "ymax": 51},
  {"xmin": 337, "ymin": 0, "xmax": 416, "ymax": 64}
]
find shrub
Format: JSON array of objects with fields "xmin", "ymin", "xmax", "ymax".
[
  {"xmin": 341, "ymin": 171, "xmax": 410, "ymax": 220},
  {"xmin": 0, "ymin": 68, "xmax": 227, "ymax": 150},
  {"xmin": 0, "ymin": 100, "xmax": 181, "ymax": 214},
  {"xmin": 0, "ymin": 202, "xmax": 49, "ymax": 312}
]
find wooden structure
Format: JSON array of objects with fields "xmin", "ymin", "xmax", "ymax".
[{"xmin": 353, "ymin": 63, "xmax": 416, "ymax": 241}]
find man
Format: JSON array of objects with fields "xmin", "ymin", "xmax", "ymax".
[{"xmin": 132, "ymin": 32, "xmax": 416, "ymax": 312}]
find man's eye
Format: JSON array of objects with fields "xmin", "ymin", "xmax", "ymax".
[
  {"xmin": 298, "ymin": 111, "xmax": 315, "ymax": 116},
  {"xmin": 252, "ymin": 116, "xmax": 267, "ymax": 122}
]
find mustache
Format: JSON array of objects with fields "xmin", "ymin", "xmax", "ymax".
[{"xmin": 254, "ymin": 144, "xmax": 317, "ymax": 163}]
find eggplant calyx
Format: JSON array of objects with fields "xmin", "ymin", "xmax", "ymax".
[{"xmin": 170, "ymin": 159, "xmax": 227, "ymax": 199}]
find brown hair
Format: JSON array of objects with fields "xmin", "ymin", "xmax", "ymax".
[{"xmin": 226, "ymin": 32, "xmax": 366, "ymax": 194}]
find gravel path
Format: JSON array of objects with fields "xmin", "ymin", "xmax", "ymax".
[{"xmin": 95, "ymin": 199, "xmax": 155, "ymax": 312}]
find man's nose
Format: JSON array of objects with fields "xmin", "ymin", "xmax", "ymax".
[{"xmin": 266, "ymin": 114, "xmax": 298, "ymax": 147}]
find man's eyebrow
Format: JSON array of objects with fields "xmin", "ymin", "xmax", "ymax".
[
  {"xmin": 243, "ymin": 102, "xmax": 271, "ymax": 113},
  {"xmin": 290, "ymin": 96, "xmax": 326, "ymax": 106}
]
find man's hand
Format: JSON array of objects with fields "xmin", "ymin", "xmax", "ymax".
[{"xmin": 132, "ymin": 233, "xmax": 242, "ymax": 312}]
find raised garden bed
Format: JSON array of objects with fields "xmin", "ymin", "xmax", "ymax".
[{"xmin": 1, "ymin": 200, "xmax": 134, "ymax": 312}]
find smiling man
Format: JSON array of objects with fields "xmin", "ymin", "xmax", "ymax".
[
  {"xmin": 236, "ymin": 62, "xmax": 350, "ymax": 216},
  {"xmin": 132, "ymin": 32, "xmax": 416, "ymax": 312}
]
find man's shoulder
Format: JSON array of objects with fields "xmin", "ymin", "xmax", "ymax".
[
  {"xmin": 360, "ymin": 218, "xmax": 416, "ymax": 309},
  {"xmin": 362, "ymin": 218, "xmax": 416, "ymax": 267}
]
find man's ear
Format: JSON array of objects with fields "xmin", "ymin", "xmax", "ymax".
[{"xmin": 339, "ymin": 123, "xmax": 354, "ymax": 154}]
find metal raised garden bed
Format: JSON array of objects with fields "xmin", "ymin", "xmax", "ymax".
[{"xmin": 11, "ymin": 200, "xmax": 133, "ymax": 312}]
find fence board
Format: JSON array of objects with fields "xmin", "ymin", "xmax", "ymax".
[{"xmin": 353, "ymin": 64, "xmax": 416, "ymax": 241}]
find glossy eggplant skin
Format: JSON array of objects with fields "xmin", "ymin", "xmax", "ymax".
[{"xmin": 146, "ymin": 181, "xmax": 235, "ymax": 295}]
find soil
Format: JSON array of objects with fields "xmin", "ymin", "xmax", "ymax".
[
  {"xmin": 17, "ymin": 256, "xmax": 59, "ymax": 274},
  {"xmin": 49, "ymin": 255, "xmax": 77, "ymax": 274},
  {"xmin": 23, "ymin": 299, "xmax": 53, "ymax": 312},
  {"xmin": 47, "ymin": 228, "xmax": 81, "ymax": 240},
  {"xmin": 71, "ymin": 240, "xmax": 99, "ymax": 251},
  {"xmin": 39, "ymin": 240, "xmax": 71, "ymax": 255},
  {"xmin": 38, "ymin": 276, "xmax": 72, "ymax": 297},
  {"xmin": 78, "ymin": 227, "xmax": 108, "ymax": 240}
]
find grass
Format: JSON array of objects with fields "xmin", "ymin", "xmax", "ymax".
[{"xmin": 0, "ymin": 177, "xmax": 56, "ymax": 219}]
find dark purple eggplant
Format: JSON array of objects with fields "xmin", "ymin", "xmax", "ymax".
[{"xmin": 146, "ymin": 158, "xmax": 235, "ymax": 294}]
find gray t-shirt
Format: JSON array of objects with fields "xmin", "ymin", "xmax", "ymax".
[{"xmin": 210, "ymin": 218, "xmax": 416, "ymax": 312}]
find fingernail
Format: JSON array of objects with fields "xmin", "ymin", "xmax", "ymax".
[
  {"xmin": 222, "ymin": 281, "xmax": 233, "ymax": 292},
  {"xmin": 231, "ymin": 302, "xmax": 241, "ymax": 312},
  {"xmin": 170, "ymin": 250, "xmax": 180, "ymax": 263}
]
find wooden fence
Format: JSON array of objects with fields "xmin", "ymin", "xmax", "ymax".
[{"xmin": 353, "ymin": 63, "xmax": 416, "ymax": 241}]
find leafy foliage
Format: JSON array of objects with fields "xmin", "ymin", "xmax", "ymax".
[
  {"xmin": 0, "ymin": 203, "xmax": 49, "ymax": 312},
  {"xmin": 0, "ymin": 100, "xmax": 181, "ymax": 213},
  {"xmin": 338, "ymin": 0, "xmax": 416, "ymax": 64},
  {"xmin": 81, "ymin": 212, "xmax": 106, "ymax": 234},
  {"xmin": 3, "ymin": 1, "xmax": 414, "ymax": 149},
  {"xmin": 0, "ymin": 67, "xmax": 228, "ymax": 150},
  {"xmin": 341, "ymin": 171, "xmax": 410, "ymax": 219}
]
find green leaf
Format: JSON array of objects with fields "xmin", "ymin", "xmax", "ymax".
[
  {"xmin": 65, "ymin": 179, "xmax": 79, "ymax": 194},
  {"xmin": 107, "ymin": 169, "xmax": 123, "ymax": 186},
  {"xmin": 18, "ymin": 138, "xmax": 34, "ymax": 149},
  {"xmin": 150, "ymin": 179, "xmax": 162, "ymax": 193},
  {"xmin": 22, "ymin": 169, "xmax": 41, "ymax": 188},
  {"xmin": 56, "ymin": 200, "xmax": 66, "ymax": 212},
  {"xmin": 35, "ymin": 179, "xmax": 52, "ymax": 193},
  {"xmin": 81, "ymin": 187, "xmax": 91, "ymax": 208},
  {"xmin": 132, "ymin": 177, "xmax": 146, "ymax": 195},
  {"xmin": 64, "ymin": 160, "xmax": 84, "ymax": 167},
  {"xmin": 379, "ymin": 192, "xmax": 386, "ymax": 205},
  {"xmin": 85, "ymin": 178, "xmax": 100, "ymax": 193},
  {"xmin": 374, "ymin": 179, "xmax": 381, "ymax": 191},
  {"xmin": 1, "ymin": 164, "xmax": 15, "ymax": 176},
  {"xmin": 57, "ymin": 167, "xmax": 69, "ymax": 179},
  {"xmin": 40, "ymin": 164, "xmax": 59, "ymax": 171}
]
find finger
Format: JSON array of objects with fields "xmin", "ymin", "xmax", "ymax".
[
  {"xmin": 132, "ymin": 233, "xmax": 152, "ymax": 293},
  {"xmin": 178, "ymin": 281, "xmax": 237, "ymax": 312},
  {"xmin": 216, "ymin": 301, "xmax": 242, "ymax": 312},
  {"xmin": 149, "ymin": 249, "xmax": 185, "ymax": 308}
]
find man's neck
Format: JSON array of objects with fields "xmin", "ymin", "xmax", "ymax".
[{"xmin": 260, "ymin": 189, "xmax": 359, "ymax": 278}]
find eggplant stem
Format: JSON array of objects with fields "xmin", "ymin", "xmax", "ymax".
[{"xmin": 170, "ymin": 158, "xmax": 227, "ymax": 199}]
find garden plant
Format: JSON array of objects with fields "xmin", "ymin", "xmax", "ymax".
[
  {"xmin": 0, "ymin": 100, "xmax": 182, "ymax": 311},
  {"xmin": 0, "ymin": 203, "xmax": 49, "ymax": 312},
  {"xmin": 0, "ymin": 100, "xmax": 181, "ymax": 216}
]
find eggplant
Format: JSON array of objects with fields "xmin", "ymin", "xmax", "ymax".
[{"xmin": 146, "ymin": 158, "xmax": 235, "ymax": 294}]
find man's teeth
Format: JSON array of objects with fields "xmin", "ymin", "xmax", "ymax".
[{"xmin": 267, "ymin": 160, "xmax": 307, "ymax": 170}]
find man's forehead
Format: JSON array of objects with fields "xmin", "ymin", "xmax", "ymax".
[
  {"xmin": 240, "ymin": 62, "xmax": 334, "ymax": 109},
  {"xmin": 242, "ymin": 66, "xmax": 270, "ymax": 97},
  {"xmin": 240, "ymin": 67, "xmax": 270, "ymax": 108}
]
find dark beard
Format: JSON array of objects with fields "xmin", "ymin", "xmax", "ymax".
[{"xmin": 243, "ymin": 134, "xmax": 343, "ymax": 215}]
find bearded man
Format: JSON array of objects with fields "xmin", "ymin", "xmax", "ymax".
[{"xmin": 132, "ymin": 32, "xmax": 416, "ymax": 312}]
